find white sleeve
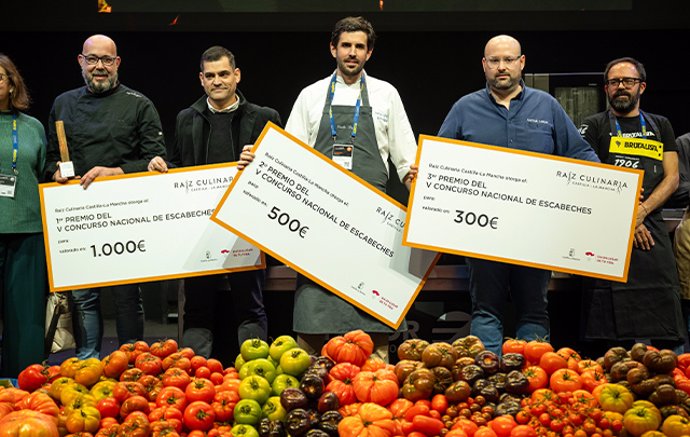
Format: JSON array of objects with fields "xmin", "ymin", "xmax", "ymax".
[{"xmin": 387, "ymin": 87, "xmax": 417, "ymax": 182}]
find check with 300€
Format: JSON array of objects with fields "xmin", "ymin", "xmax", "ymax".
[
  {"xmin": 211, "ymin": 123, "xmax": 438, "ymax": 329},
  {"xmin": 404, "ymin": 135, "xmax": 643, "ymax": 282},
  {"xmin": 40, "ymin": 163, "xmax": 263, "ymax": 292}
]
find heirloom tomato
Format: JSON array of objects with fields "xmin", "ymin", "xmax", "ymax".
[
  {"xmin": 623, "ymin": 405, "xmax": 662, "ymax": 436},
  {"xmin": 135, "ymin": 353, "xmax": 164, "ymax": 376},
  {"xmin": 501, "ymin": 339, "xmax": 526, "ymax": 355},
  {"xmin": 15, "ymin": 392, "xmax": 60, "ymax": 418},
  {"xmin": 18, "ymin": 364, "xmax": 50, "ymax": 392},
  {"xmin": 0, "ymin": 410, "xmax": 59, "ymax": 437},
  {"xmin": 183, "ymin": 401, "xmax": 216, "ymax": 431},
  {"xmin": 238, "ymin": 376, "xmax": 271, "ymax": 405},
  {"xmin": 596, "ymin": 383, "xmax": 634, "ymax": 414},
  {"xmin": 150, "ymin": 339, "xmax": 178, "ymax": 358},
  {"xmin": 213, "ymin": 390, "xmax": 239, "ymax": 422},
  {"xmin": 322, "ymin": 330, "xmax": 374, "ymax": 368},
  {"xmin": 90, "ymin": 381, "xmax": 116, "ymax": 401},
  {"xmin": 233, "ymin": 399, "xmax": 262, "ymax": 425},
  {"xmin": 338, "ymin": 402, "xmax": 396, "ymax": 437},
  {"xmin": 661, "ymin": 414, "xmax": 690, "ymax": 437},
  {"xmin": 352, "ymin": 369, "xmax": 398, "ymax": 406},
  {"xmin": 231, "ymin": 424, "xmax": 259, "ymax": 437},
  {"xmin": 240, "ymin": 339, "xmax": 270, "ymax": 361},
  {"xmin": 162, "ymin": 368, "xmax": 191, "ymax": 389},
  {"xmin": 101, "ymin": 351, "xmax": 129, "ymax": 379},
  {"xmin": 156, "ymin": 386, "xmax": 187, "ymax": 411},
  {"xmin": 523, "ymin": 340, "xmax": 553, "ymax": 364},
  {"xmin": 279, "ymin": 348, "xmax": 311, "ymax": 377},
  {"xmin": 185, "ymin": 378, "xmax": 216, "ymax": 404},
  {"xmin": 271, "ymin": 374, "xmax": 300, "ymax": 396},
  {"xmin": 65, "ymin": 406, "xmax": 101, "ymax": 434},
  {"xmin": 268, "ymin": 335, "xmax": 298, "ymax": 361}
]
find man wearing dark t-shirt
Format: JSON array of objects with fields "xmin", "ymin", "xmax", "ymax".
[{"xmin": 579, "ymin": 57, "xmax": 686, "ymax": 353}]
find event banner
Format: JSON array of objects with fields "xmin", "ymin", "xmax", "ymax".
[
  {"xmin": 40, "ymin": 164, "xmax": 264, "ymax": 292},
  {"xmin": 211, "ymin": 123, "xmax": 438, "ymax": 329},
  {"xmin": 404, "ymin": 135, "xmax": 644, "ymax": 282}
]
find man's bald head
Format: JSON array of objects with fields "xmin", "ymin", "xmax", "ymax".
[
  {"xmin": 484, "ymin": 35, "xmax": 521, "ymax": 58},
  {"xmin": 83, "ymin": 34, "xmax": 118, "ymax": 56}
]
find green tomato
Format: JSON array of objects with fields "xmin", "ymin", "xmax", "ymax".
[
  {"xmin": 232, "ymin": 424, "xmax": 260, "ymax": 437},
  {"xmin": 241, "ymin": 338, "xmax": 270, "ymax": 361},
  {"xmin": 262, "ymin": 396, "xmax": 287, "ymax": 422},
  {"xmin": 271, "ymin": 373, "xmax": 300, "ymax": 396},
  {"xmin": 269, "ymin": 335, "xmax": 299, "ymax": 361},
  {"xmin": 233, "ymin": 399, "xmax": 263, "ymax": 425},
  {"xmin": 279, "ymin": 348, "xmax": 311, "ymax": 377},
  {"xmin": 238, "ymin": 375, "xmax": 272, "ymax": 405},
  {"xmin": 242, "ymin": 358, "xmax": 277, "ymax": 384},
  {"xmin": 235, "ymin": 353, "xmax": 246, "ymax": 371}
]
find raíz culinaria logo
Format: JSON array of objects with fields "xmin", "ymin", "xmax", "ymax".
[{"xmin": 555, "ymin": 170, "xmax": 628, "ymax": 193}]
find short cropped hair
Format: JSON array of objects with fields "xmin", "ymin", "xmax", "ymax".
[
  {"xmin": 331, "ymin": 16, "xmax": 376, "ymax": 50},
  {"xmin": 200, "ymin": 46, "xmax": 236, "ymax": 71}
]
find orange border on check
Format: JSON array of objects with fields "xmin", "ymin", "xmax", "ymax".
[
  {"xmin": 39, "ymin": 162, "xmax": 266, "ymax": 292},
  {"xmin": 210, "ymin": 122, "xmax": 440, "ymax": 329},
  {"xmin": 402, "ymin": 134, "xmax": 644, "ymax": 283}
]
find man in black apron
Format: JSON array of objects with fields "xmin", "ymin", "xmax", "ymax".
[
  {"xmin": 579, "ymin": 57, "xmax": 686, "ymax": 355},
  {"xmin": 240, "ymin": 17, "xmax": 418, "ymax": 359}
]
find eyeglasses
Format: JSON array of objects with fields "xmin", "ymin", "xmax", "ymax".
[
  {"xmin": 80, "ymin": 54, "xmax": 117, "ymax": 67},
  {"xmin": 605, "ymin": 77, "xmax": 642, "ymax": 88},
  {"xmin": 485, "ymin": 56, "xmax": 521, "ymax": 69},
  {"xmin": 0, "ymin": 73, "xmax": 8, "ymax": 83}
]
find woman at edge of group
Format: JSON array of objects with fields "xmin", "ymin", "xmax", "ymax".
[{"xmin": 0, "ymin": 53, "xmax": 48, "ymax": 377}]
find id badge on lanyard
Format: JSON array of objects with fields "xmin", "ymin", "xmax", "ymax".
[
  {"xmin": 0, "ymin": 174, "xmax": 17, "ymax": 198},
  {"xmin": 332, "ymin": 144, "xmax": 354, "ymax": 169},
  {"xmin": 608, "ymin": 113, "xmax": 663, "ymax": 169},
  {"xmin": 328, "ymin": 73, "xmax": 364, "ymax": 171},
  {"xmin": 1, "ymin": 114, "xmax": 19, "ymax": 198}
]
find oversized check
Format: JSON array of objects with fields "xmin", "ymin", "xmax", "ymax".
[
  {"xmin": 211, "ymin": 123, "xmax": 438, "ymax": 329},
  {"xmin": 404, "ymin": 135, "xmax": 644, "ymax": 282},
  {"xmin": 40, "ymin": 164, "xmax": 264, "ymax": 292}
]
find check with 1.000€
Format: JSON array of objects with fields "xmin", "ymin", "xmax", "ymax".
[
  {"xmin": 404, "ymin": 135, "xmax": 643, "ymax": 282},
  {"xmin": 40, "ymin": 163, "xmax": 263, "ymax": 292},
  {"xmin": 211, "ymin": 123, "xmax": 439, "ymax": 329}
]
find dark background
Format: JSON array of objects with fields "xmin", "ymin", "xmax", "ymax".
[
  {"xmin": 4, "ymin": 0, "xmax": 689, "ymax": 354},
  {"xmin": 3, "ymin": 0, "xmax": 690, "ymax": 145}
]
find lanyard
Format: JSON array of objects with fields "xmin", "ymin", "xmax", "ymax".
[
  {"xmin": 8, "ymin": 114, "xmax": 18, "ymax": 175},
  {"xmin": 614, "ymin": 113, "xmax": 647, "ymax": 139},
  {"xmin": 328, "ymin": 72, "xmax": 364, "ymax": 140}
]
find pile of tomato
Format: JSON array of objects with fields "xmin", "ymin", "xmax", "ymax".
[{"xmin": 6, "ymin": 331, "xmax": 690, "ymax": 437}]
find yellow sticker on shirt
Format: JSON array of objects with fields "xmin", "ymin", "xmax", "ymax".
[{"xmin": 609, "ymin": 137, "xmax": 663, "ymax": 161}]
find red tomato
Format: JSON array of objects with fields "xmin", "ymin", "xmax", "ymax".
[
  {"xmin": 102, "ymin": 351, "xmax": 130, "ymax": 379},
  {"xmin": 121, "ymin": 395, "xmax": 151, "ymax": 417},
  {"xmin": 430, "ymin": 394, "xmax": 448, "ymax": 414},
  {"xmin": 96, "ymin": 397, "xmax": 121, "ymax": 419},
  {"xmin": 212, "ymin": 390, "xmax": 239, "ymax": 423},
  {"xmin": 549, "ymin": 369, "xmax": 582, "ymax": 392},
  {"xmin": 446, "ymin": 430, "xmax": 469, "ymax": 437},
  {"xmin": 17, "ymin": 364, "xmax": 50, "ymax": 392},
  {"xmin": 183, "ymin": 401, "xmax": 216, "ymax": 431},
  {"xmin": 206, "ymin": 359, "xmax": 224, "ymax": 374},
  {"xmin": 502, "ymin": 339, "xmax": 527, "ymax": 355},
  {"xmin": 539, "ymin": 352, "xmax": 568, "ymax": 375},
  {"xmin": 135, "ymin": 353, "xmax": 164, "ymax": 376},
  {"xmin": 509, "ymin": 425, "xmax": 537, "ymax": 437},
  {"xmin": 489, "ymin": 415, "xmax": 516, "ymax": 437},
  {"xmin": 156, "ymin": 386, "xmax": 187, "ymax": 411},
  {"xmin": 452, "ymin": 418, "xmax": 479, "ymax": 437},
  {"xmin": 185, "ymin": 378, "xmax": 216, "ymax": 404},
  {"xmin": 474, "ymin": 427, "xmax": 498, "ymax": 437},
  {"xmin": 162, "ymin": 367, "xmax": 192, "ymax": 389},
  {"xmin": 209, "ymin": 372, "xmax": 224, "ymax": 386},
  {"xmin": 190, "ymin": 356, "xmax": 207, "ymax": 372},
  {"xmin": 113, "ymin": 381, "xmax": 147, "ymax": 403},
  {"xmin": 412, "ymin": 415, "xmax": 444, "ymax": 436},
  {"xmin": 150, "ymin": 339, "xmax": 178, "ymax": 358},
  {"xmin": 523, "ymin": 366, "xmax": 549, "ymax": 392},
  {"xmin": 523, "ymin": 340, "xmax": 554, "ymax": 364}
]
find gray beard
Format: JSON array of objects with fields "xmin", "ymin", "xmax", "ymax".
[{"xmin": 83, "ymin": 70, "xmax": 118, "ymax": 94}]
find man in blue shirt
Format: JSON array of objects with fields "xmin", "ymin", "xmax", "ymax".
[{"xmin": 437, "ymin": 34, "xmax": 598, "ymax": 354}]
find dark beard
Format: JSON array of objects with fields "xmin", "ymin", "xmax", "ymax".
[{"xmin": 609, "ymin": 91, "xmax": 639, "ymax": 114}]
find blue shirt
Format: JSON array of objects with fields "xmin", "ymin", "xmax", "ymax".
[{"xmin": 438, "ymin": 83, "xmax": 599, "ymax": 162}]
